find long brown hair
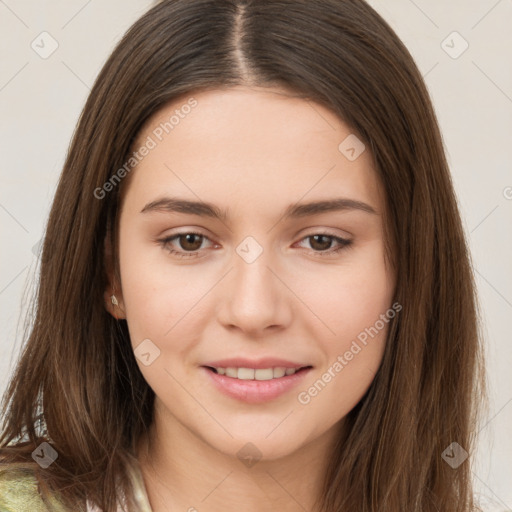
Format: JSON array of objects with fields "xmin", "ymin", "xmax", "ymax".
[{"xmin": 0, "ymin": 0, "xmax": 486, "ymax": 510}]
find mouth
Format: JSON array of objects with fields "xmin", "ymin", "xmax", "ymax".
[
  {"xmin": 201, "ymin": 365, "xmax": 313, "ymax": 403},
  {"xmin": 204, "ymin": 365, "xmax": 313, "ymax": 380}
]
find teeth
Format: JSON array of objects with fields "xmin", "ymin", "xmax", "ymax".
[
  {"xmin": 225, "ymin": 367, "xmax": 238, "ymax": 378},
  {"xmin": 238, "ymin": 368, "xmax": 255, "ymax": 380},
  {"xmin": 214, "ymin": 366, "xmax": 300, "ymax": 380},
  {"xmin": 255, "ymin": 368, "xmax": 273, "ymax": 380},
  {"xmin": 272, "ymin": 367, "xmax": 286, "ymax": 378}
]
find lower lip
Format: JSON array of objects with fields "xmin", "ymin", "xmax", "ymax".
[{"xmin": 201, "ymin": 366, "xmax": 312, "ymax": 404}]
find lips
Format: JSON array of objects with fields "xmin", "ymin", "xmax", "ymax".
[
  {"xmin": 200, "ymin": 357, "xmax": 313, "ymax": 403},
  {"xmin": 201, "ymin": 358, "xmax": 312, "ymax": 381}
]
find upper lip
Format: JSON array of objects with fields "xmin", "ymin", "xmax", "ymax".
[{"xmin": 202, "ymin": 358, "xmax": 312, "ymax": 369}]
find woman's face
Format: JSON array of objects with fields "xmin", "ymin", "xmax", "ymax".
[{"xmin": 111, "ymin": 86, "xmax": 396, "ymax": 460}]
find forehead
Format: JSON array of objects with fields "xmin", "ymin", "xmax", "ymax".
[{"xmin": 124, "ymin": 86, "xmax": 384, "ymax": 218}]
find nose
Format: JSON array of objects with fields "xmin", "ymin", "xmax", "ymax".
[{"xmin": 216, "ymin": 243, "xmax": 293, "ymax": 337}]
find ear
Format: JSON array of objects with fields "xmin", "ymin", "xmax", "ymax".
[{"xmin": 104, "ymin": 229, "xmax": 126, "ymax": 320}]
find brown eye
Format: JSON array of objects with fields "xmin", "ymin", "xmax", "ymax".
[
  {"xmin": 308, "ymin": 234, "xmax": 335, "ymax": 251},
  {"xmin": 177, "ymin": 233, "xmax": 204, "ymax": 251},
  {"xmin": 158, "ymin": 231, "xmax": 212, "ymax": 258},
  {"xmin": 297, "ymin": 233, "xmax": 353, "ymax": 257}
]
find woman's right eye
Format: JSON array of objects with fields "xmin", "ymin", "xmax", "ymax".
[{"xmin": 158, "ymin": 232, "xmax": 213, "ymax": 259}]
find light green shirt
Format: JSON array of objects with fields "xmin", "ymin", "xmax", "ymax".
[{"xmin": 0, "ymin": 462, "xmax": 153, "ymax": 512}]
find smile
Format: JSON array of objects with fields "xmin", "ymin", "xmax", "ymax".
[
  {"xmin": 207, "ymin": 366, "xmax": 308, "ymax": 380},
  {"xmin": 202, "ymin": 366, "xmax": 313, "ymax": 403}
]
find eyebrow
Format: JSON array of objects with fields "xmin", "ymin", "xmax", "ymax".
[{"xmin": 140, "ymin": 196, "xmax": 378, "ymax": 221}]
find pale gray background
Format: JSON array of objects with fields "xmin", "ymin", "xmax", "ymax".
[{"xmin": 0, "ymin": 0, "xmax": 511, "ymax": 509}]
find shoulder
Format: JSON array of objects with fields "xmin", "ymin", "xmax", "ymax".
[{"xmin": 0, "ymin": 465, "xmax": 66, "ymax": 512}]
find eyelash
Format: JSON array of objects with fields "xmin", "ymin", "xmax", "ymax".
[{"xmin": 157, "ymin": 231, "xmax": 353, "ymax": 259}]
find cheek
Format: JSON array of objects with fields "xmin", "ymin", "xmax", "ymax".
[
  {"xmin": 296, "ymin": 292, "xmax": 394, "ymax": 429},
  {"xmin": 118, "ymin": 226, "xmax": 208, "ymax": 332},
  {"xmin": 298, "ymin": 242, "xmax": 394, "ymax": 402},
  {"xmin": 302, "ymin": 241, "xmax": 394, "ymax": 342}
]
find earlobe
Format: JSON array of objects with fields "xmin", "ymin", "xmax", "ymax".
[
  {"xmin": 104, "ymin": 289, "xmax": 126, "ymax": 320},
  {"xmin": 103, "ymin": 226, "xmax": 126, "ymax": 320}
]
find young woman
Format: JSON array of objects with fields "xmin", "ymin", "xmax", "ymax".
[{"xmin": 0, "ymin": 0, "xmax": 486, "ymax": 511}]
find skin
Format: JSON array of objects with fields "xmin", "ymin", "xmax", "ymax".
[{"xmin": 105, "ymin": 85, "xmax": 396, "ymax": 512}]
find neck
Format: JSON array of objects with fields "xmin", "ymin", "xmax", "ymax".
[{"xmin": 137, "ymin": 404, "xmax": 339, "ymax": 512}]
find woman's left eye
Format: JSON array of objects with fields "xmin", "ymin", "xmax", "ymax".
[
  {"xmin": 158, "ymin": 231, "xmax": 353, "ymax": 259},
  {"xmin": 295, "ymin": 233, "xmax": 353, "ymax": 256}
]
